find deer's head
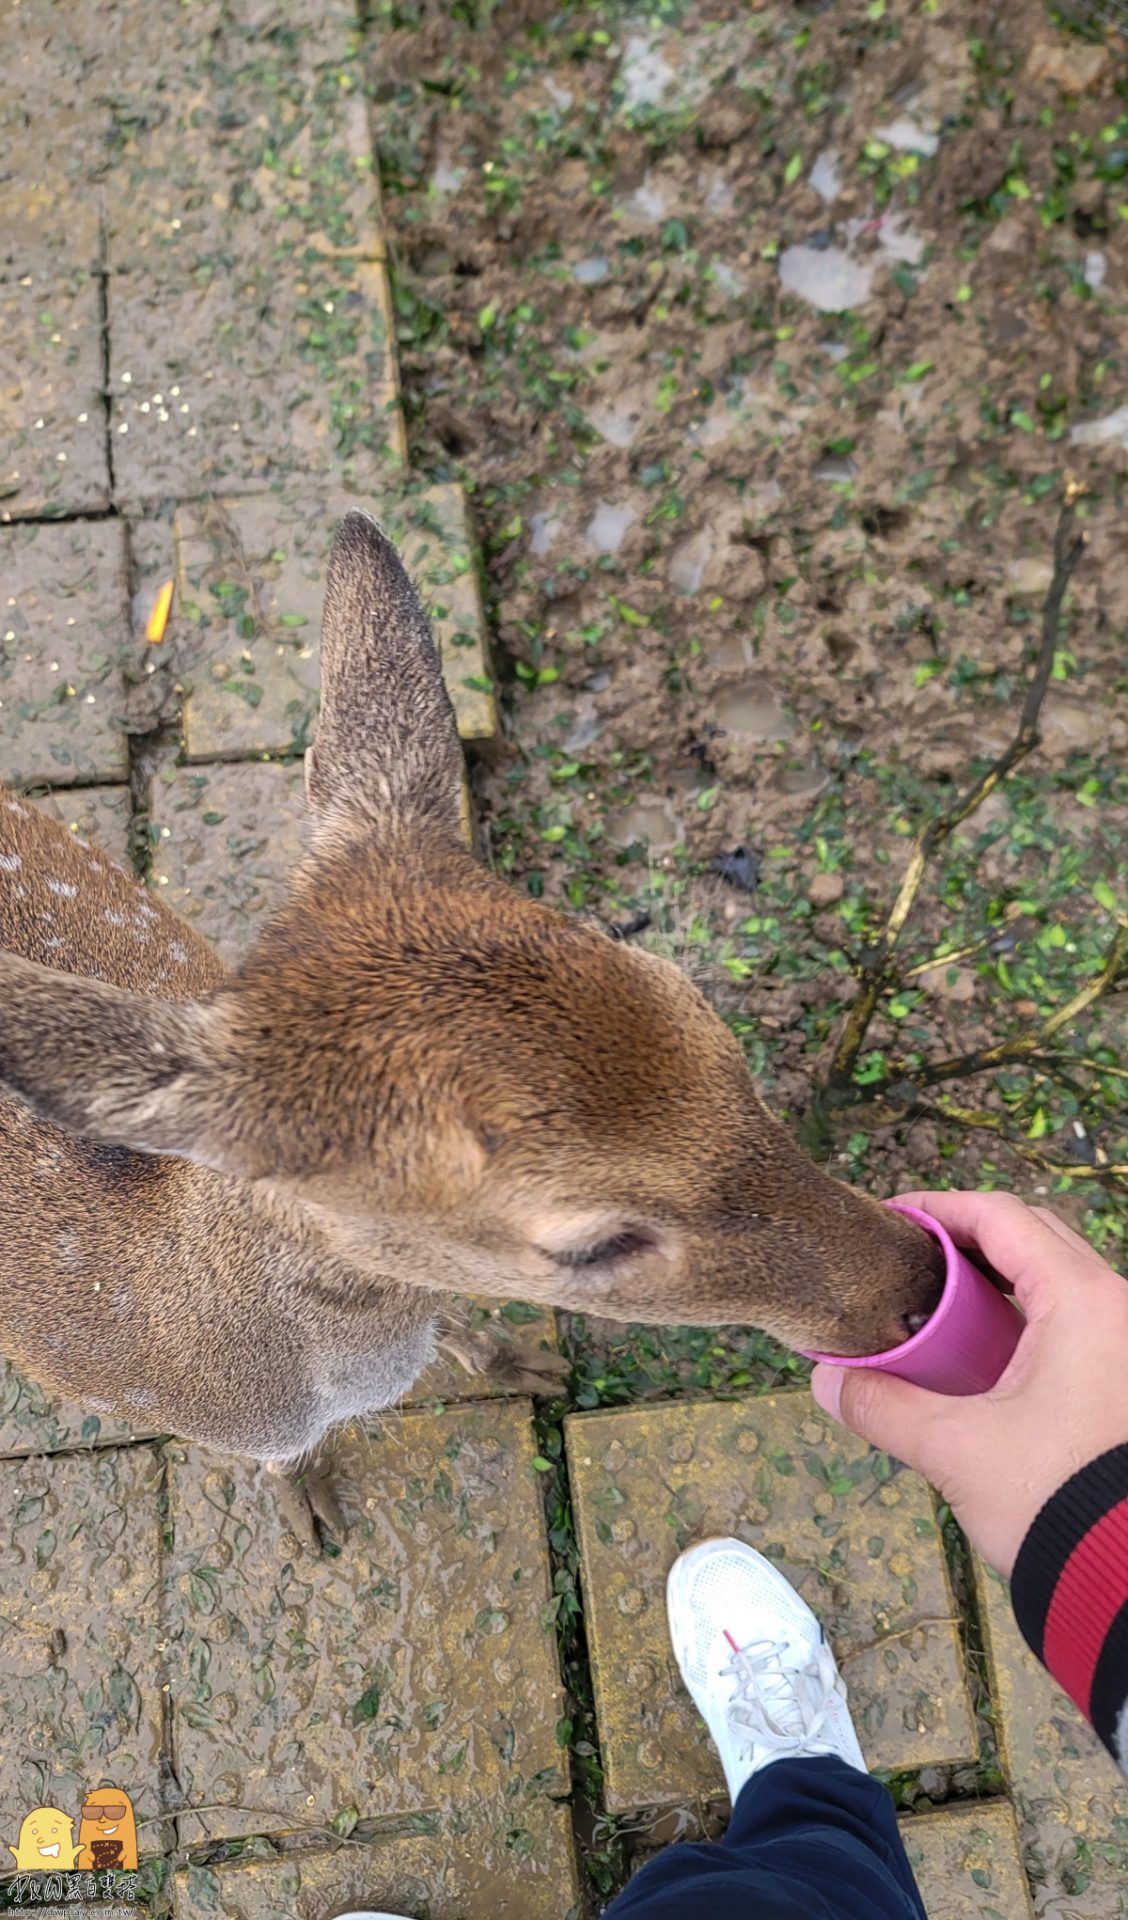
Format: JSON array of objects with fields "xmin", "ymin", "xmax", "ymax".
[{"xmin": 0, "ymin": 514, "xmax": 943, "ymax": 1355}]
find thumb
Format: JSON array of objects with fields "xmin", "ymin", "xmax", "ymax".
[{"xmin": 811, "ymin": 1362, "xmax": 955, "ymax": 1478}]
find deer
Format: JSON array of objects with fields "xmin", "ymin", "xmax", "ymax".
[{"xmin": 0, "ymin": 512, "xmax": 944, "ymax": 1549}]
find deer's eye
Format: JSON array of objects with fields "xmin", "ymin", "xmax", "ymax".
[{"xmin": 546, "ymin": 1230, "xmax": 652, "ymax": 1269}]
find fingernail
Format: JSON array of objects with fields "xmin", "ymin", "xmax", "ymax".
[{"xmin": 810, "ymin": 1363, "xmax": 845, "ymax": 1421}]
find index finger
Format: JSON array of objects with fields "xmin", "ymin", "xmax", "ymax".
[{"xmin": 893, "ymin": 1188, "xmax": 1107, "ymax": 1317}]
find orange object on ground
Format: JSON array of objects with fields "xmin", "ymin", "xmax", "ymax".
[{"xmin": 145, "ymin": 578, "xmax": 174, "ymax": 643}]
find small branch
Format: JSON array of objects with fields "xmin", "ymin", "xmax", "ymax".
[
  {"xmin": 827, "ymin": 505, "xmax": 1087, "ymax": 1089},
  {"xmin": 839, "ymin": 1617, "xmax": 959, "ymax": 1666},
  {"xmin": 900, "ymin": 931, "xmax": 1014, "ymax": 979},
  {"xmin": 904, "ymin": 921, "xmax": 1128, "ymax": 1091},
  {"xmin": 1030, "ymin": 1052, "xmax": 1128, "ymax": 1085},
  {"xmin": 865, "ymin": 1092, "xmax": 1128, "ymax": 1184}
]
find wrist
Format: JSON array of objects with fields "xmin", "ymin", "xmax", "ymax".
[{"xmin": 1011, "ymin": 1443, "xmax": 1128, "ymax": 1755}]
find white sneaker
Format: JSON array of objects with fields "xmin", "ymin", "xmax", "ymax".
[{"xmin": 666, "ymin": 1535, "xmax": 866, "ymax": 1802}]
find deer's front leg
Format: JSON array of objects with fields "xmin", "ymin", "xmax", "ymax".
[
  {"xmin": 265, "ymin": 1457, "xmax": 346, "ymax": 1555},
  {"xmin": 437, "ymin": 1328, "xmax": 571, "ymax": 1398}
]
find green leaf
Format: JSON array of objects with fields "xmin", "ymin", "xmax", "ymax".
[
  {"xmin": 784, "ymin": 153, "xmax": 802, "ymax": 185},
  {"xmin": 473, "ymin": 1607, "xmax": 509, "ymax": 1634},
  {"xmin": 1093, "ymin": 879, "xmax": 1119, "ymax": 913},
  {"xmin": 352, "ymin": 1683, "xmax": 381, "ymax": 1723},
  {"xmin": 224, "ymin": 679, "xmax": 262, "ymax": 707},
  {"xmin": 109, "ymin": 1664, "xmax": 140, "ymax": 1728}
]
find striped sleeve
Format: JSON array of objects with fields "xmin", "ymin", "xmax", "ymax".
[{"xmin": 1010, "ymin": 1443, "xmax": 1128, "ymax": 1777}]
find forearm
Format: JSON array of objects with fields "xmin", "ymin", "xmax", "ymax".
[{"xmin": 1011, "ymin": 1443, "xmax": 1128, "ymax": 1776}]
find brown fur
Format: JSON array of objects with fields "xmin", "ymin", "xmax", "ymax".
[{"xmin": 0, "ymin": 513, "xmax": 943, "ymax": 1481}]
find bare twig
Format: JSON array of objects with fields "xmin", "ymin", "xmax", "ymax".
[
  {"xmin": 864, "ymin": 1093, "xmax": 1128, "ymax": 1184},
  {"xmin": 827, "ymin": 505, "xmax": 1087, "ymax": 1089},
  {"xmin": 842, "ymin": 920, "xmax": 1128, "ymax": 1103},
  {"xmin": 1029, "ymin": 1052, "xmax": 1128, "ymax": 1085},
  {"xmin": 839, "ymin": 1616, "xmax": 959, "ymax": 1665}
]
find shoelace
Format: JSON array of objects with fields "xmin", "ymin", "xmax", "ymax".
[{"xmin": 722, "ymin": 1636, "xmax": 838, "ymax": 1757}]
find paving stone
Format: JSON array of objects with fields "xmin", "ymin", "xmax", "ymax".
[
  {"xmin": 108, "ymin": 254, "xmax": 404, "ymax": 511},
  {"xmin": 0, "ymin": 1446, "xmax": 164, "ymax": 1833},
  {"xmin": 103, "ymin": 67, "xmax": 384, "ymax": 269},
  {"xmin": 0, "ymin": 521, "xmax": 130, "ymax": 788},
  {"xmin": 38, "ymin": 784, "xmax": 134, "ymax": 870},
  {"xmin": 0, "ymin": 271, "xmax": 110, "ymax": 518},
  {"xmin": 148, "ymin": 760, "xmax": 308, "ymax": 967},
  {"xmin": 3, "ymin": 0, "xmax": 223, "ymax": 89},
  {"xmin": 176, "ymin": 483, "xmax": 497, "ymax": 761},
  {"xmin": 899, "ymin": 1802, "xmax": 1034, "ymax": 1918},
  {"xmin": 164, "ymin": 1401, "xmax": 567, "ymax": 1844},
  {"xmin": 976, "ymin": 1556, "xmax": 1128, "ymax": 1916},
  {"xmin": 0, "ymin": 17, "xmax": 104, "ymax": 277},
  {"xmin": 86, "ymin": 0, "xmax": 356, "ymax": 83},
  {"xmin": 0, "ymin": 170, "xmax": 103, "ymax": 281},
  {"xmin": 174, "ymin": 1802, "xmax": 580, "ymax": 1920},
  {"xmin": 0, "ymin": 1363, "xmax": 149, "ymax": 1459},
  {"xmin": 567, "ymin": 1393, "xmax": 976, "ymax": 1812}
]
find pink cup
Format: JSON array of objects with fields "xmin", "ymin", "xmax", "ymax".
[{"xmin": 802, "ymin": 1201, "xmax": 1024, "ymax": 1395}]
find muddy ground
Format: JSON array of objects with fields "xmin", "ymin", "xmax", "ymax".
[{"xmin": 369, "ymin": 0, "xmax": 1128, "ymax": 1356}]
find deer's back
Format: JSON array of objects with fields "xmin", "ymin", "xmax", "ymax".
[
  {"xmin": 0, "ymin": 790, "xmax": 223, "ymax": 996},
  {"xmin": 0, "ymin": 792, "xmax": 225, "ymax": 1395}
]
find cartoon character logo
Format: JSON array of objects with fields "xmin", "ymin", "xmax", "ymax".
[
  {"xmin": 77, "ymin": 1785, "xmax": 138, "ymax": 1871},
  {"xmin": 7, "ymin": 1807, "xmax": 81, "ymax": 1870}
]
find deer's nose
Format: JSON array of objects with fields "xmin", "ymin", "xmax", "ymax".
[{"xmin": 900, "ymin": 1266, "xmax": 945, "ymax": 1340}]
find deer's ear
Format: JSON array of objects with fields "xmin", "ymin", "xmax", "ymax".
[
  {"xmin": 306, "ymin": 511, "xmax": 466, "ymax": 842},
  {"xmin": 0, "ymin": 955, "xmax": 274, "ymax": 1176}
]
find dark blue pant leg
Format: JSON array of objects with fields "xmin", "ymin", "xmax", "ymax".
[{"xmin": 603, "ymin": 1757, "xmax": 928, "ymax": 1920}]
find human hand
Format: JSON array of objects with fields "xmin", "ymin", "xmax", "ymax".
[{"xmin": 811, "ymin": 1190, "xmax": 1128, "ymax": 1578}]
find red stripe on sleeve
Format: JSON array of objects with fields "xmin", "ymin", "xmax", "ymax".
[{"xmin": 1042, "ymin": 1496, "xmax": 1128, "ymax": 1720}]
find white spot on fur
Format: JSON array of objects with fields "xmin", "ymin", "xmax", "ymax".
[
  {"xmin": 46, "ymin": 878, "xmax": 78, "ymax": 897},
  {"xmin": 169, "ymin": 942, "xmax": 188, "ymax": 963},
  {"xmin": 4, "ymin": 800, "xmax": 28, "ymax": 817},
  {"xmin": 104, "ymin": 909, "xmax": 125, "ymax": 927},
  {"xmin": 0, "ymin": 852, "xmax": 22, "ymax": 871}
]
